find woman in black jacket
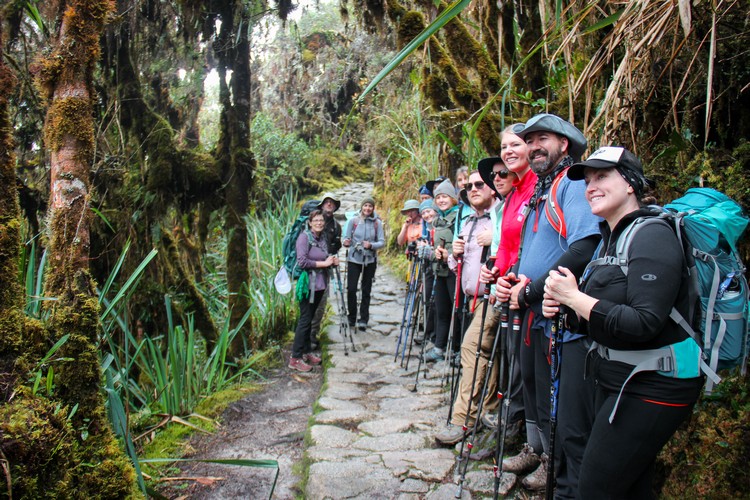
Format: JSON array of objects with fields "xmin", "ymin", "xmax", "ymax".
[{"xmin": 542, "ymin": 147, "xmax": 703, "ymax": 499}]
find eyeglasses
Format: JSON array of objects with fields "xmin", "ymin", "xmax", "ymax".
[
  {"xmin": 310, "ymin": 218, "xmax": 325, "ymax": 224},
  {"xmin": 491, "ymin": 170, "xmax": 510, "ymax": 179},
  {"xmin": 467, "ymin": 181, "xmax": 487, "ymax": 191}
]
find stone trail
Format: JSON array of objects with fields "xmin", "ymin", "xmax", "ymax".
[{"xmin": 304, "ymin": 183, "xmax": 518, "ymax": 498}]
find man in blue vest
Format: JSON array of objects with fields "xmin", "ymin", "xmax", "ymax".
[{"xmin": 494, "ymin": 114, "xmax": 600, "ymax": 496}]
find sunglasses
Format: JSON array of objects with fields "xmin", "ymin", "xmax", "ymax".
[
  {"xmin": 491, "ymin": 170, "xmax": 510, "ymax": 179},
  {"xmin": 467, "ymin": 181, "xmax": 487, "ymax": 191}
]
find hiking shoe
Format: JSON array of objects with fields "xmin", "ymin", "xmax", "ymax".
[
  {"xmin": 357, "ymin": 322, "xmax": 367, "ymax": 331},
  {"xmin": 521, "ymin": 453, "xmax": 548, "ymax": 492},
  {"xmin": 422, "ymin": 347, "xmax": 445, "ymax": 363},
  {"xmin": 303, "ymin": 353, "xmax": 321, "ymax": 366},
  {"xmin": 434, "ymin": 424, "xmax": 465, "ymax": 446},
  {"xmin": 502, "ymin": 443, "xmax": 540, "ymax": 474},
  {"xmin": 481, "ymin": 412, "xmax": 499, "ymax": 430},
  {"xmin": 288, "ymin": 357, "xmax": 312, "ymax": 372}
]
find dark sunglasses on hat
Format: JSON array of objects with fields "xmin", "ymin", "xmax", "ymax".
[{"xmin": 490, "ymin": 170, "xmax": 510, "ymax": 179}]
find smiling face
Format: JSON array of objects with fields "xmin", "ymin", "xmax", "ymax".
[
  {"xmin": 434, "ymin": 193, "xmax": 455, "ymax": 211},
  {"xmin": 466, "ymin": 172, "xmax": 495, "ymax": 211},
  {"xmin": 584, "ymin": 167, "xmax": 640, "ymax": 227},
  {"xmin": 525, "ymin": 131, "xmax": 568, "ymax": 176},
  {"xmin": 309, "ymin": 213, "xmax": 326, "ymax": 234},
  {"xmin": 491, "ymin": 164, "xmax": 516, "ymax": 197},
  {"xmin": 500, "ymin": 132, "xmax": 530, "ymax": 174},
  {"xmin": 361, "ymin": 202, "xmax": 374, "ymax": 217},
  {"xmin": 421, "ymin": 208, "xmax": 437, "ymax": 223}
]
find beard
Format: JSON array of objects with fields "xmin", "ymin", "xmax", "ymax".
[{"xmin": 529, "ymin": 145, "xmax": 564, "ymax": 175}]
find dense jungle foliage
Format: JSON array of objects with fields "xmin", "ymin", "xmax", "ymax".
[{"xmin": 0, "ymin": 0, "xmax": 748, "ymax": 497}]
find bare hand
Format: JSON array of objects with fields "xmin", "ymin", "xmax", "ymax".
[
  {"xmin": 480, "ymin": 264, "xmax": 499, "ymax": 284},
  {"xmin": 476, "ymin": 228, "xmax": 493, "ymax": 247},
  {"xmin": 363, "ymin": 241, "xmax": 372, "ymax": 249},
  {"xmin": 452, "ymin": 238, "xmax": 465, "ymax": 256},
  {"xmin": 435, "ymin": 246, "xmax": 448, "ymax": 261},
  {"xmin": 544, "ymin": 266, "xmax": 578, "ymax": 305},
  {"xmin": 542, "ymin": 296, "xmax": 561, "ymax": 318},
  {"xmin": 343, "ymin": 238, "xmax": 351, "ymax": 247}
]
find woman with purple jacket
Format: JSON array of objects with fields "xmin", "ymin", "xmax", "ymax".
[{"xmin": 290, "ymin": 209, "xmax": 339, "ymax": 372}]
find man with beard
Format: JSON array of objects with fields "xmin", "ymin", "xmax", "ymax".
[
  {"xmin": 494, "ymin": 114, "xmax": 600, "ymax": 496},
  {"xmin": 310, "ymin": 194, "xmax": 343, "ymax": 349},
  {"xmin": 434, "ymin": 170, "xmax": 500, "ymax": 443}
]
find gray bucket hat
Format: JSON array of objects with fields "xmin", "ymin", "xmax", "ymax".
[
  {"xmin": 317, "ymin": 193, "xmax": 341, "ymax": 211},
  {"xmin": 400, "ymin": 199, "xmax": 420, "ymax": 214},
  {"xmin": 512, "ymin": 113, "xmax": 588, "ymax": 161}
]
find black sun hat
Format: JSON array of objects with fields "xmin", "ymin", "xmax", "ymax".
[{"xmin": 477, "ymin": 156, "xmax": 504, "ymax": 196}]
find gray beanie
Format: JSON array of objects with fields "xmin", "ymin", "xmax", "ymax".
[
  {"xmin": 361, "ymin": 197, "xmax": 375, "ymax": 208},
  {"xmin": 432, "ymin": 179, "xmax": 458, "ymax": 202}
]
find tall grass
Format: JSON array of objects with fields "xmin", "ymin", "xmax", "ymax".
[{"xmin": 198, "ymin": 189, "xmax": 299, "ymax": 349}]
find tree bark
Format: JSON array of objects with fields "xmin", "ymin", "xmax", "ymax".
[{"xmin": 213, "ymin": 0, "xmax": 254, "ymax": 355}]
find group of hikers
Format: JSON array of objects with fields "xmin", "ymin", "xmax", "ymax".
[{"xmin": 287, "ymin": 112, "xmax": 743, "ymax": 498}]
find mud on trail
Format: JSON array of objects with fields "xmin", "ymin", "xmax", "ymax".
[{"xmin": 159, "ymin": 346, "xmax": 323, "ymax": 499}]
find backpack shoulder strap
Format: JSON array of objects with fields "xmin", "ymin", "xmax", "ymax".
[{"xmin": 545, "ymin": 167, "xmax": 569, "ymax": 238}]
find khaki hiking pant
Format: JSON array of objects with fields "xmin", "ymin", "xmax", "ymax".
[{"xmin": 450, "ymin": 303, "xmax": 500, "ymax": 428}]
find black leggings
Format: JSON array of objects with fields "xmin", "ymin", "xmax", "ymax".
[
  {"xmin": 347, "ymin": 261, "xmax": 377, "ymax": 325},
  {"xmin": 578, "ymin": 387, "xmax": 695, "ymax": 499},
  {"xmin": 433, "ymin": 273, "xmax": 456, "ymax": 350}
]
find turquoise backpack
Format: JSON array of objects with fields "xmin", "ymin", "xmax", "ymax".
[{"xmin": 588, "ymin": 188, "xmax": 749, "ymax": 402}]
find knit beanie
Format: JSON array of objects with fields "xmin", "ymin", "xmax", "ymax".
[
  {"xmin": 432, "ymin": 179, "xmax": 458, "ymax": 202},
  {"xmin": 361, "ymin": 197, "xmax": 375, "ymax": 208}
]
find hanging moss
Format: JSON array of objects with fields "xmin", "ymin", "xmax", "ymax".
[
  {"xmin": 384, "ymin": 0, "xmax": 407, "ymax": 23},
  {"xmin": 422, "ymin": 73, "xmax": 453, "ymax": 111},
  {"xmin": 442, "ymin": 10, "xmax": 502, "ymax": 95},
  {"xmin": 397, "ymin": 11, "xmax": 426, "ymax": 49},
  {"xmin": 428, "ymin": 39, "xmax": 482, "ymax": 112}
]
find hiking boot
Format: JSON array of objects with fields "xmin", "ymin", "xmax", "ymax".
[
  {"xmin": 357, "ymin": 321, "xmax": 367, "ymax": 331},
  {"xmin": 288, "ymin": 357, "xmax": 312, "ymax": 372},
  {"xmin": 303, "ymin": 353, "xmax": 321, "ymax": 366},
  {"xmin": 502, "ymin": 443, "xmax": 540, "ymax": 474},
  {"xmin": 422, "ymin": 346, "xmax": 445, "ymax": 363},
  {"xmin": 434, "ymin": 424, "xmax": 465, "ymax": 446},
  {"xmin": 521, "ymin": 453, "xmax": 548, "ymax": 492}
]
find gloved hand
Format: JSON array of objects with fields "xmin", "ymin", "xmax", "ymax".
[{"xmin": 418, "ymin": 244, "xmax": 434, "ymax": 261}]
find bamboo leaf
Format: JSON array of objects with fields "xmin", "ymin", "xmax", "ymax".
[{"xmin": 357, "ymin": 0, "xmax": 471, "ymax": 103}]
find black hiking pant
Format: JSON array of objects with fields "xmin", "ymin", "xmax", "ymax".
[
  {"xmin": 293, "ymin": 290, "xmax": 324, "ymax": 358},
  {"xmin": 347, "ymin": 261, "xmax": 377, "ymax": 326}
]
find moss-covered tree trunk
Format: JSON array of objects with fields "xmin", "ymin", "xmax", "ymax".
[
  {"xmin": 15, "ymin": 0, "xmax": 136, "ymax": 496},
  {"xmin": 213, "ymin": 0, "xmax": 254, "ymax": 356}
]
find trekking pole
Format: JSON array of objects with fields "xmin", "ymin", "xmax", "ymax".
[
  {"xmin": 443, "ymin": 237, "xmax": 464, "ymax": 387},
  {"xmin": 334, "ymin": 265, "xmax": 356, "ymax": 354},
  {"xmin": 493, "ymin": 306, "xmax": 519, "ymax": 499},
  {"xmin": 446, "ymin": 291, "xmax": 468, "ymax": 424},
  {"xmin": 455, "ymin": 251, "xmax": 493, "ymax": 499},
  {"xmin": 395, "ymin": 250, "xmax": 418, "ymax": 361},
  {"xmin": 400, "ymin": 257, "xmax": 422, "ymax": 365},
  {"xmin": 411, "ymin": 254, "xmax": 437, "ymax": 392},
  {"xmin": 404, "ymin": 266, "xmax": 423, "ymax": 370},
  {"xmin": 545, "ymin": 312, "xmax": 564, "ymax": 500}
]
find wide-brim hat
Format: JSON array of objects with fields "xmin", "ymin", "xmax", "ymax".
[
  {"xmin": 425, "ymin": 176, "xmax": 448, "ymax": 197},
  {"xmin": 568, "ymin": 146, "xmax": 648, "ymax": 194},
  {"xmin": 317, "ymin": 193, "xmax": 341, "ymax": 211},
  {"xmin": 400, "ymin": 199, "xmax": 421, "ymax": 213},
  {"xmin": 477, "ymin": 156, "xmax": 504, "ymax": 196},
  {"xmin": 512, "ymin": 114, "xmax": 587, "ymax": 161}
]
